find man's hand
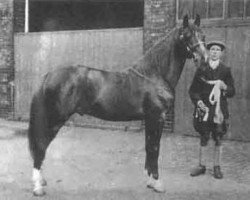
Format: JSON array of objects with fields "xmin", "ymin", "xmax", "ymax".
[
  {"xmin": 217, "ymin": 80, "xmax": 227, "ymax": 90},
  {"xmin": 197, "ymin": 100, "xmax": 208, "ymax": 112}
]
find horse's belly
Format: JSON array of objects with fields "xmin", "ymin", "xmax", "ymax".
[
  {"xmin": 84, "ymin": 72, "xmax": 146, "ymax": 121},
  {"xmin": 87, "ymin": 100, "xmax": 144, "ymax": 121}
]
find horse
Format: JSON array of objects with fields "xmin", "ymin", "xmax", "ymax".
[{"xmin": 28, "ymin": 15, "xmax": 207, "ymax": 196}]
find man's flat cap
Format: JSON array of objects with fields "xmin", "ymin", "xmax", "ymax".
[{"xmin": 206, "ymin": 41, "xmax": 226, "ymax": 50}]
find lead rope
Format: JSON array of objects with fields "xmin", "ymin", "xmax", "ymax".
[
  {"xmin": 207, "ymin": 80, "xmax": 224, "ymax": 124},
  {"xmin": 201, "ymin": 78, "xmax": 224, "ymax": 124}
]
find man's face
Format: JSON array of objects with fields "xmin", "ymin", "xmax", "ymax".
[{"xmin": 209, "ymin": 45, "xmax": 222, "ymax": 61}]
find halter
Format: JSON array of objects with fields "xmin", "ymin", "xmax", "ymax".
[{"xmin": 186, "ymin": 41, "xmax": 206, "ymax": 56}]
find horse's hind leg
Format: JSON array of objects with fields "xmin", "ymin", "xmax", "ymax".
[
  {"xmin": 30, "ymin": 120, "xmax": 66, "ymax": 196},
  {"xmin": 28, "ymin": 92, "xmax": 68, "ymax": 196}
]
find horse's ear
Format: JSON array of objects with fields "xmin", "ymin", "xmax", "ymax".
[
  {"xmin": 183, "ymin": 14, "xmax": 189, "ymax": 28},
  {"xmin": 194, "ymin": 14, "xmax": 200, "ymax": 27}
]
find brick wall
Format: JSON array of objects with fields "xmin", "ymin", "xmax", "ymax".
[
  {"xmin": 0, "ymin": 0, "xmax": 14, "ymax": 69},
  {"xmin": 13, "ymin": 0, "xmax": 25, "ymax": 33},
  {"xmin": 143, "ymin": 0, "xmax": 176, "ymax": 132},
  {"xmin": 0, "ymin": 0, "xmax": 14, "ymax": 117},
  {"xmin": 144, "ymin": 0, "xmax": 176, "ymax": 52}
]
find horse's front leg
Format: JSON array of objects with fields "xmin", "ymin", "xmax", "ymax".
[{"xmin": 144, "ymin": 112, "xmax": 165, "ymax": 193}]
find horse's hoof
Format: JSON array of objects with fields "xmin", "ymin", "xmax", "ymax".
[
  {"xmin": 147, "ymin": 178, "xmax": 166, "ymax": 193},
  {"xmin": 152, "ymin": 180, "xmax": 166, "ymax": 193},
  {"xmin": 33, "ymin": 188, "xmax": 46, "ymax": 196},
  {"xmin": 146, "ymin": 176, "xmax": 154, "ymax": 189}
]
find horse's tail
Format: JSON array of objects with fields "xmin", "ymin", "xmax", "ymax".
[{"xmin": 28, "ymin": 86, "xmax": 49, "ymax": 160}]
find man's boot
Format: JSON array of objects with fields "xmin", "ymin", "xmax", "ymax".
[
  {"xmin": 190, "ymin": 165, "xmax": 206, "ymax": 177},
  {"xmin": 214, "ymin": 165, "xmax": 223, "ymax": 179}
]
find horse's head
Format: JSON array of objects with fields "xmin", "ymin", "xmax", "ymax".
[{"xmin": 179, "ymin": 14, "xmax": 208, "ymax": 67}]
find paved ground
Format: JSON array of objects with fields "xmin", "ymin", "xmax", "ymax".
[{"xmin": 0, "ymin": 119, "xmax": 250, "ymax": 200}]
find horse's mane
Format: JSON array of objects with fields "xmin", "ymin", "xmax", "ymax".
[
  {"xmin": 128, "ymin": 27, "xmax": 180, "ymax": 76},
  {"xmin": 144, "ymin": 27, "xmax": 179, "ymax": 57}
]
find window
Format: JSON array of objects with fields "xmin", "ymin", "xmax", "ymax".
[
  {"xmin": 177, "ymin": 0, "xmax": 250, "ymax": 21},
  {"xmin": 29, "ymin": 0, "xmax": 144, "ymax": 32}
]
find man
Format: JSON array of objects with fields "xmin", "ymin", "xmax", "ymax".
[{"xmin": 189, "ymin": 40, "xmax": 235, "ymax": 179}]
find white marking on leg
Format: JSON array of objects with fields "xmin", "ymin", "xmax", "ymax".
[
  {"xmin": 153, "ymin": 179, "xmax": 165, "ymax": 193},
  {"xmin": 146, "ymin": 174, "xmax": 165, "ymax": 193},
  {"xmin": 146, "ymin": 174, "xmax": 154, "ymax": 188},
  {"xmin": 32, "ymin": 168, "xmax": 45, "ymax": 196}
]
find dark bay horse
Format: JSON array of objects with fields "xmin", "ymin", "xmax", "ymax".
[{"xmin": 29, "ymin": 15, "xmax": 207, "ymax": 196}]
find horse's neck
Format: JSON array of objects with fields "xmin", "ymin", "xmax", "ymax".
[
  {"xmin": 134, "ymin": 30, "xmax": 186, "ymax": 89},
  {"xmin": 164, "ymin": 50, "xmax": 186, "ymax": 89}
]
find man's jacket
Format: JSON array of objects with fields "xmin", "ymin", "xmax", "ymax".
[{"xmin": 189, "ymin": 61, "xmax": 235, "ymax": 121}]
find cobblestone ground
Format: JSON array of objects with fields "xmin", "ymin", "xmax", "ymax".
[{"xmin": 0, "ymin": 120, "xmax": 249, "ymax": 200}]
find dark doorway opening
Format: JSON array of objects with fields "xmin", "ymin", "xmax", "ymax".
[{"xmin": 29, "ymin": 0, "xmax": 144, "ymax": 32}]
